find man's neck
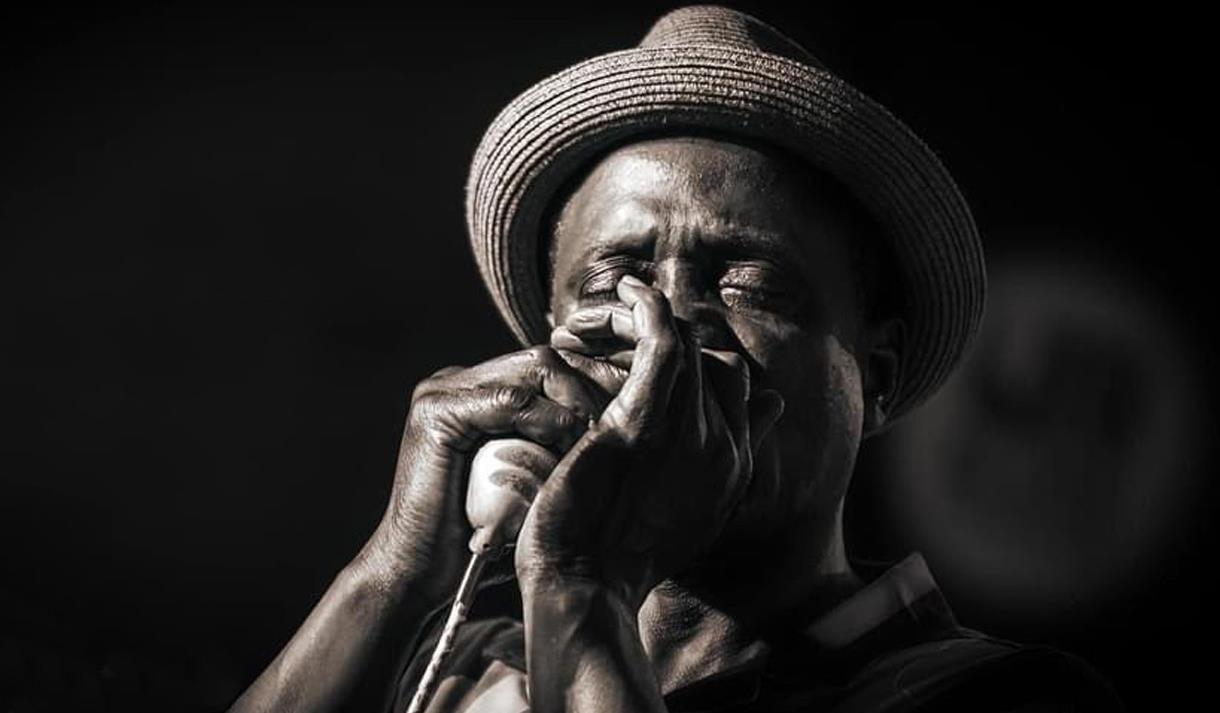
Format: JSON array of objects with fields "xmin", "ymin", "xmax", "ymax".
[{"xmin": 636, "ymin": 520, "xmax": 864, "ymax": 695}]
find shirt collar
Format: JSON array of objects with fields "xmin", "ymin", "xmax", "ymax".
[
  {"xmin": 661, "ymin": 552, "xmax": 961, "ymax": 711},
  {"xmin": 469, "ymin": 552, "xmax": 960, "ymax": 712},
  {"xmin": 804, "ymin": 551, "xmax": 955, "ymax": 651}
]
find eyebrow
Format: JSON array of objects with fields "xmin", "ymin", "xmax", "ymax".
[
  {"xmin": 709, "ymin": 224, "xmax": 805, "ymax": 264},
  {"xmin": 580, "ymin": 222, "xmax": 807, "ymax": 267}
]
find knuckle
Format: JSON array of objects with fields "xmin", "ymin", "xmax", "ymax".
[
  {"xmin": 429, "ymin": 364, "xmax": 464, "ymax": 379},
  {"xmin": 405, "ymin": 390, "xmax": 441, "ymax": 430},
  {"xmin": 550, "ymin": 409, "xmax": 583, "ymax": 437},
  {"xmin": 410, "ymin": 377, "xmax": 434, "ymax": 402},
  {"xmin": 412, "ymin": 364, "xmax": 464, "ymax": 401},
  {"xmin": 494, "ymin": 385, "xmax": 536, "ymax": 411},
  {"xmin": 409, "ymin": 380, "xmax": 438, "ymax": 410},
  {"xmin": 517, "ymin": 346, "xmax": 565, "ymax": 385},
  {"xmin": 525, "ymin": 345, "xmax": 557, "ymax": 365},
  {"xmin": 524, "ymin": 346, "xmax": 562, "ymax": 382}
]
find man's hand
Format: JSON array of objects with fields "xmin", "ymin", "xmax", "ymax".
[
  {"xmin": 229, "ymin": 346, "xmax": 616, "ymax": 713},
  {"xmin": 516, "ymin": 275, "xmax": 785, "ymax": 610},
  {"xmin": 365, "ymin": 346, "xmax": 612, "ymax": 605}
]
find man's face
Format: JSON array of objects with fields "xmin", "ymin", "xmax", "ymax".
[{"xmin": 547, "ymin": 134, "xmax": 885, "ymax": 561}]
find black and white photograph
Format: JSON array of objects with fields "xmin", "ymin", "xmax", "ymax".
[{"xmin": 1, "ymin": 3, "xmax": 1214, "ymax": 711}]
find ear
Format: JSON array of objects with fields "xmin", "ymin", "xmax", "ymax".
[{"xmin": 861, "ymin": 317, "xmax": 904, "ymax": 436}]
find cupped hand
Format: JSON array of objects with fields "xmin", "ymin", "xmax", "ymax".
[
  {"xmin": 515, "ymin": 276, "xmax": 784, "ymax": 609},
  {"xmin": 364, "ymin": 345, "xmax": 614, "ymax": 605}
]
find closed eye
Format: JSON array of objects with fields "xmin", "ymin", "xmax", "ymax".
[
  {"xmin": 578, "ymin": 257, "xmax": 654, "ymax": 301},
  {"xmin": 719, "ymin": 262, "xmax": 804, "ymax": 315}
]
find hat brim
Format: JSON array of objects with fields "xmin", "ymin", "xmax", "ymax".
[{"xmin": 465, "ymin": 44, "xmax": 985, "ymax": 423}]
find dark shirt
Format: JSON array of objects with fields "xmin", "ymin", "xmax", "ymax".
[{"xmin": 394, "ymin": 553, "xmax": 1122, "ymax": 712}]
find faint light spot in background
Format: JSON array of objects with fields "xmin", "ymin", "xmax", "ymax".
[{"xmin": 884, "ymin": 246, "xmax": 1203, "ymax": 617}]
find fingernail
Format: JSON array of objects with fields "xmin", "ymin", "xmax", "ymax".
[
  {"xmin": 550, "ymin": 327, "xmax": 583, "ymax": 350},
  {"xmin": 618, "ymin": 274, "xmax": 645, "ymax": 287},
  {"xmin": 570, "ymin": 309, "xmax": 600, "ymax": 322}
]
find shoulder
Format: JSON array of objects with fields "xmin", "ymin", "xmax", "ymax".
[
  {"xmin": 833, "ymin": 629, "xmax": 1124, "ymax": 713},
  {"xmin": 793, "ymin": 553, "xmax": 1124, "ymax": 712}
]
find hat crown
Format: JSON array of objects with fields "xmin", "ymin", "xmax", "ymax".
[
  {"xmin": 638, "ymin": 4, "xmax": 824, "ymax": 68},
  {"xmin": 467, "ymin": 4, "xmax": 985, "ymax": 424}
]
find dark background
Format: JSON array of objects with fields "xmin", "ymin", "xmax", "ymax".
[{"xmin": 1, "ymin": 2, "xmax": 1215, "ymax": 711}]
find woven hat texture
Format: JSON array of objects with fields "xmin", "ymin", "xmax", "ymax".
[{"xmin": 464, "ymin": 4, "xmax": 986, "ymax": 422}]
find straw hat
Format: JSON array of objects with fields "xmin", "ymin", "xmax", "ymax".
[{"xmin": 465, "ymin": 4, "xmax": 986, "ymax": 423}]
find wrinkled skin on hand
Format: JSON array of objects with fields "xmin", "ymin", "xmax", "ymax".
[
  {"xmin": 372, "ymin": 345, "xmax": 613, "ymax": 604},
  {"xmin": 514, "ymin": 276, "xmax": 784, "ymax": 608},
  {"xmin": 228, "ymin": 129, "xmax": 908, "ymax": 713},
  {"xmin": 379, "ymin": 131, "xmax": 902, "ymax": 615},
  {"xmin": 528, "ymin": 133, "xmax": 903, "ymax": 616}
]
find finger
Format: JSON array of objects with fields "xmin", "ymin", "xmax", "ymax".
[
  {"xmin": 549, "ymin": 342, "xmax": 632, "ymax": 396},
  {"xmin": 419, "ymin": 348, "xmax": 607, "ymax": 424},
  {"xmin": 616, "ymin": 275, "xmax": 679, "ymax": 342},
  {"xmin": 414, "ymin": 354, "xmax": 524, "ymax": 397},
  {"xmin": 422, "ymin": 388, "xmax": 587, "ymax": 454},
  {"xmin": 608, "ymin": 275, "xmax": 685, "ymax": 424},
  {"xmin": 526, "ymin": 347, "xmax": 610, "ymax": 422},
  {"xmin": 563, "ymin": 304, "xmax": 637, "ymax": 345},
  {"xmin": 511, "ymin": 394, "xmax": 588, "ymax": 453},
  {"xmin": 551, "ymin": 326, "xmax": 635, "ymax": 370}
]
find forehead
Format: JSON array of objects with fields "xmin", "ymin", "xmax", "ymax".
[{"xmin": 550, "ymin": 134, "xmax": 858, "ymax": 264}]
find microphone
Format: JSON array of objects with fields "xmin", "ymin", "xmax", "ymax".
[
  {"xmin": 466, "ymin": 438, "xmax": 557, "ymax": 555},
  {"xmin": 405, "ymin": 437, "xmax": 555, "ymax": 713}
]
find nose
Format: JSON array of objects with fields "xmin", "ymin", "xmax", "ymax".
[{"xmin": 653, "ymin": 258, "xmax": 737, "ymax": 351}]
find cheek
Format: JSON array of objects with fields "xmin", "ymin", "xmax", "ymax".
[
  {"xmin": 726, "ymin": 311, "xmax": 804, "ymax": 371},
  {"xmin": 728, "ymin": 313, "xmax": 862, "ymax": 422},
  {"xmin": 770, "ymin": 334, "xmax": 864, "ymax": 447},
  {"xmin": 820, "ymin": 339, "xmax": 866, "ymax": 451},
  {"xmin": 744, "ymin": 325, "xmax": 865, "ymax": 504}
]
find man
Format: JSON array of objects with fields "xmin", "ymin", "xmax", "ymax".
[{"xmin": 230, "ymin": 6, "xmax": 1121, "ymax": 712}]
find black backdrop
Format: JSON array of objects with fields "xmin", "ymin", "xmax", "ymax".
[{"xmin": 2, "ymin": 3, "xmax": 1215, "ymax": 711}]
